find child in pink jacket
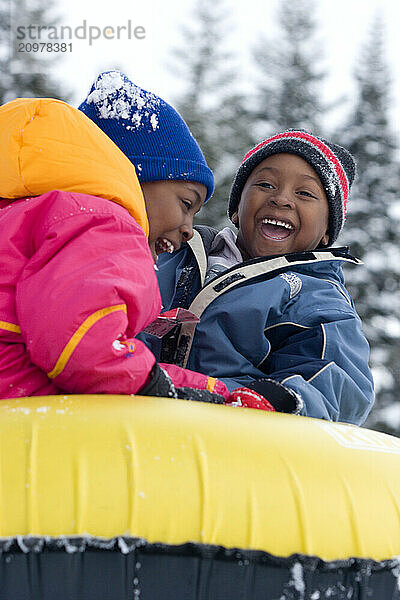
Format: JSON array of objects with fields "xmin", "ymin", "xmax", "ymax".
[{"xmin": 0, "ymin": 71, "xmax": 229, "ymax": 402}]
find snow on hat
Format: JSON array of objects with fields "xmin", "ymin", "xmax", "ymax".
[
  {"xmin": 78, "ymin": 70, "xmax": 214, "ymax": 201},
  {"xmin": 228, "ymin": 130, "xmax": 356, "ymax": 245}
]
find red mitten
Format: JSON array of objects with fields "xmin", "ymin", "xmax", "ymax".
[{"xmin": 226, "ymin": 387, "xmax": 275, "ymax": 411}]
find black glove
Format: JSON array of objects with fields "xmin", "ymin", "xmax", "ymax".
[
  {"xmin": 176, "ymin": 387, "xmax": 225, "ymax": 404},
  {"xmin": 139, "ymin": 363, "xmax": 177, "ymax": 398},
  {"xmin": 246, "ymin": 378, "xmax": 303, "ymax": 415}
]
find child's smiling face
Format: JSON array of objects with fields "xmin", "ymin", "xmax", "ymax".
[
  {"xmin": 232, "ymin": 153, "xmax": 330, "ymax": 259},
  {"xmin": 141, "ymin": 180, "xmax": 206, "ymax": 261}
]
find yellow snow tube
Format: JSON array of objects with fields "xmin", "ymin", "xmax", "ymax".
[{"xmin": 1, "ymin": 394, "xmax": 400, "ymax": 562}]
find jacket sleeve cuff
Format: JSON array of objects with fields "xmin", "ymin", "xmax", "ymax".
[
  {"xmin": 139, "ymin": 363, "xmax": 177, "ymax": 398},
  {"xmin": 246, "ymin": 378, "xmax": 303, "ymax": 415}
]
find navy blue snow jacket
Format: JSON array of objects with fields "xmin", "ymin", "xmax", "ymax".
[{"xmin": 140, "ymin": 227, "xmax": 374, "ymax": 425}]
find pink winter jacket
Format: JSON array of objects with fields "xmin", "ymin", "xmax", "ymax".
[{"xmin": 0, "ymin": 98, "xmax": 227, "ymax": 400}]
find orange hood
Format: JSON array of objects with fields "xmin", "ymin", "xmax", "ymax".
[{"xmin": 0, "ymin": 97, "xmax": 148, "ymax": 236}]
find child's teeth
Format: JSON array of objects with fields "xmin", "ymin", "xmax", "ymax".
[
  {"xmin": 262, "ymin": 218, "xmax": 293, "ymax": 230},
  {"xmin": 159, "ymin": 238, "xmax": 174, "ymax": 253}
]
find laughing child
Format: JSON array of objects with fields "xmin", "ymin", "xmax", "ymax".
[
  {"xmin": 0, "ymin": 71, "xmax": 230, "ymax": 402},
  {"xmin": 144, "ymin": 130, "xmax": 375, "ymax": 423}
]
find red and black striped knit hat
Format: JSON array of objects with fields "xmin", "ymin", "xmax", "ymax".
[{"xmin": 228, "ymin": 130, "xmax": 356, "ymax": 246}]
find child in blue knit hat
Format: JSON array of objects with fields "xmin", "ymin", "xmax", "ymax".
[
  {"xmin": 143, "ymin": 130, "xmax": 375, "ymax": 423},
  {"xmin": 76, "ymin": 70, "xmax": 233, "ymax": 402},
  {"xmin": 79, "ymin": 70, "xmax": 214, "ymax": 261}
]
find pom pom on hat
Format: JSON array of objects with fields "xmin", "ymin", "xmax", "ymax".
[
  {"xmin": 228, "ymin": 130, "xmax": 356, "ymax": 245},
  {"xmin": 78, "ymin": 70, "xmax": 214, "ymax": 201}
]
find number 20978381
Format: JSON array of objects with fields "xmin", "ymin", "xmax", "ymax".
[{"xmin": 17, "ymin": 42, "xmax": 73, "ymax": 53}]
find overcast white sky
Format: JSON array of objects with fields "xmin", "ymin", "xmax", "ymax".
[{"xmin": 45, "ymin": 0, "xmax": 400, "ymax": 135}]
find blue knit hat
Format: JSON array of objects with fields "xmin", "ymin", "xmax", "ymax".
[{"xmin": 78, "ymin": 70, "xmax": 214, "ymax": 201}]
